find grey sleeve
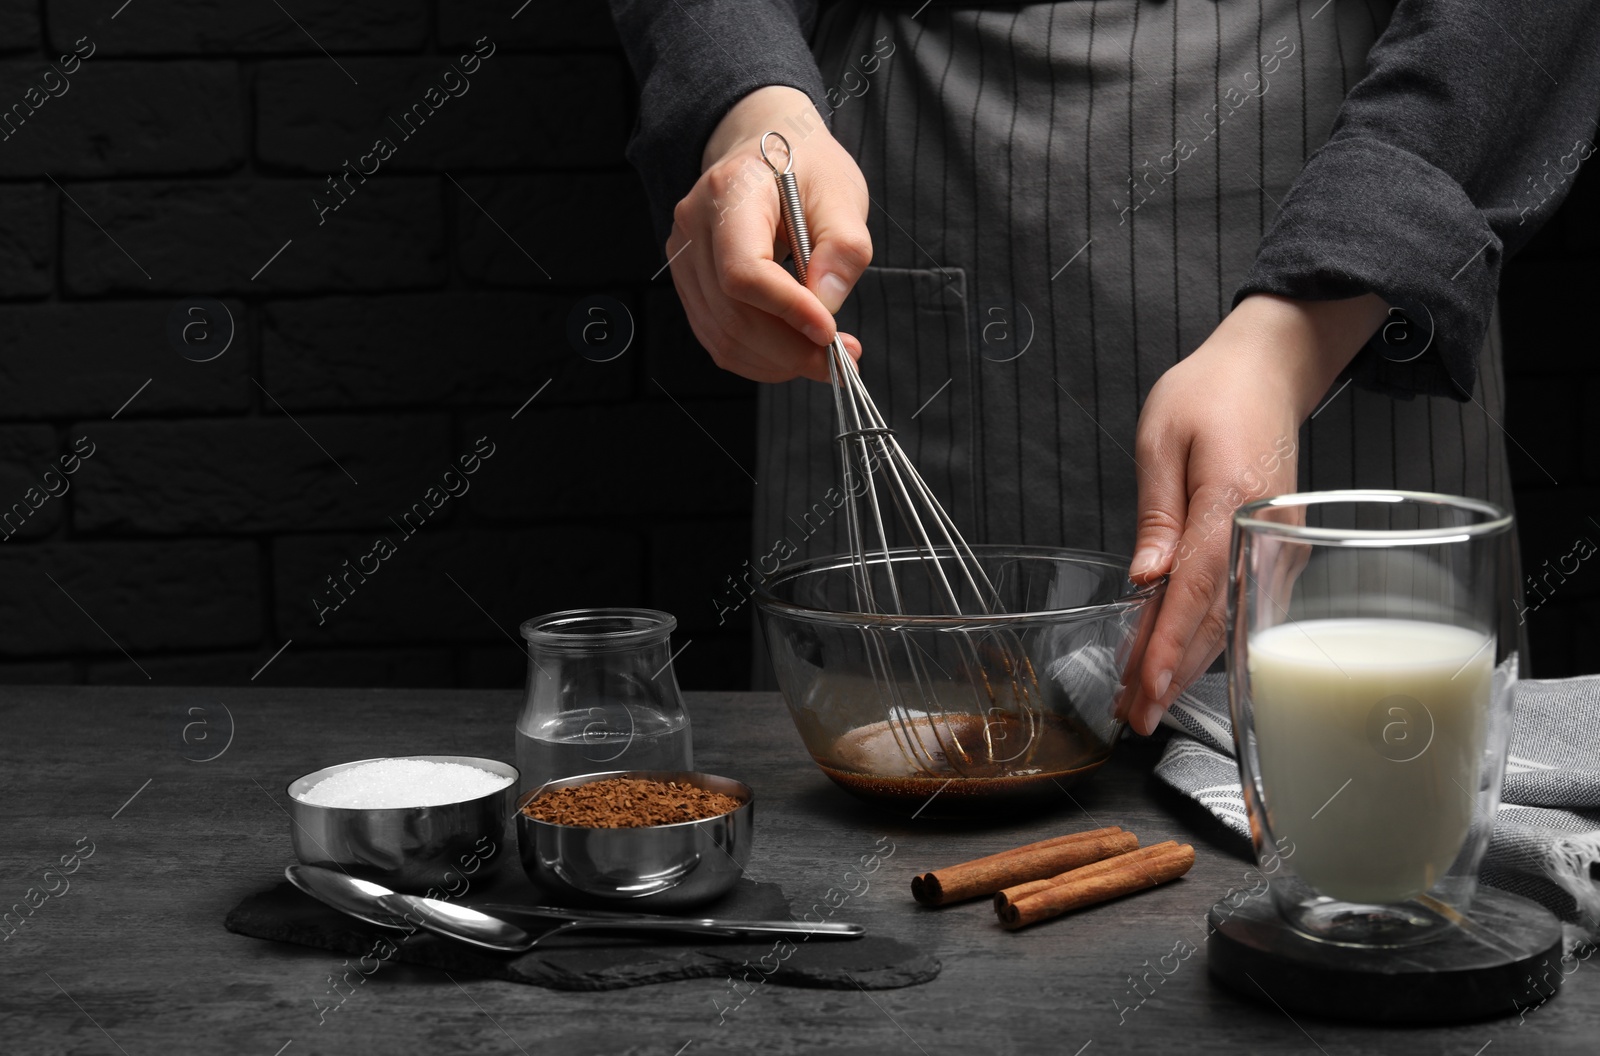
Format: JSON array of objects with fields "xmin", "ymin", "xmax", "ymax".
[
  {"xmin": 608, "ymin": 0, "xmax": 827, "ymax": 237},
  {"xmin": 1233, "ymin": 0, "xmax": 1600, "ymax": 400}
]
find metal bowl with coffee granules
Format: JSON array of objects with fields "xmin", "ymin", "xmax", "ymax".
[
  {"xmin": 515, "ymin": 770, "xmax": 754, "ymax": 910},
  {"xmin": 521, "ymin": 776, "xmax": 741, "ymax": 828}
]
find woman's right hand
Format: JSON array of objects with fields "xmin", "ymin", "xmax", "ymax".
[{"xmin": 666, "ymin": 85, "xmax": 873, "ymax": 383}]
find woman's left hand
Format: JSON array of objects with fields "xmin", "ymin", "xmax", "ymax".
[{"xmin": 1120, "ymin": 292, "xmax": 1389, "ymax": 735}]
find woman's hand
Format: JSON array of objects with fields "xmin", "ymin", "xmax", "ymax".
[
  {"xmin": 666, "ymin": 85, "xmax": 873, "ymax": 383},
  {"xmin": 1120, "ymin": 292, "xmax": 1389, "ymax": 735}
]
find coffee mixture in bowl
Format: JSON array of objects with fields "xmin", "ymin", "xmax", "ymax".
[{"xmin": 816, "ymin": 710, "xmax": 1114, "ymax": 810}]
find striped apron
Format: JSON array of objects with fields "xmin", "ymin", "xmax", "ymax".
[{"xmin": 752, "ymin": 0, "xmax": 1521, "ymax": 665}]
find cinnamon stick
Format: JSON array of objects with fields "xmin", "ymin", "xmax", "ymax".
[
  {"xmin": 996, "ymin": 843, "xmax": 1195, "ymax": 930},
  {"xmin": 911, "ymin": 827, "xmax": 1137, "ymax": 906},
  {"xmin": 993, "ymin": 841, "xmax": 1184, "ymax": 914}
]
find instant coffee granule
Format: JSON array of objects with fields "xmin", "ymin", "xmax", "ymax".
[{"xmin": 522, "ymin": 777, "xmax": 742, "ymax": 827}]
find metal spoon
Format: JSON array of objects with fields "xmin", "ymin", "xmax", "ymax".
[
  {"xmin": 285, "ymin": 865, "xmax": 864, "ymax": 952},
  {"xmin": 284, "ymin": 865, "xmax": 413, "ymax": 929}
]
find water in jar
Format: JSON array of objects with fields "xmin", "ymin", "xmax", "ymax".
[{"xmin": 515, "ymin": 703, "xmax": 692, "ymax": 793}]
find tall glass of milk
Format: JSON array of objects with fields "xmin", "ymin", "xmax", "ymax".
[{"xmin": 1228, "ymin": 491, "xmax": 1517, "ymax": 947}]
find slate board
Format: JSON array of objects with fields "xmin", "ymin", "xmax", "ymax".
[{"xmin": 225, "ymin": 873, "xmax": 940, "ymax": 992}]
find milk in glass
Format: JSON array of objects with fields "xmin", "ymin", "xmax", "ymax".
[{"xmin": 1248, "ymin": 618, "xmax": 1491, "ymax": 904}]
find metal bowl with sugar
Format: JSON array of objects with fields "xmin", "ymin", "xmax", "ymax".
[{"xmin": 286, "ymin": 755, "xmax": 517, "ymax": 893}]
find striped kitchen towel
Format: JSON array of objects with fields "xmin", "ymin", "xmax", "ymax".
[{"xmin": 1152, "ymin": 671, "xmax": 1600, "ymax": 938}]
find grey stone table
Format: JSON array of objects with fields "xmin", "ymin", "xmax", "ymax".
[{"xmin": 2, "ymin": 686, "xmax": 1594, "ymax": 1054}]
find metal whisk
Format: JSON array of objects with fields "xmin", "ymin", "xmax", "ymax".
[{"xmin": 760, "ymin": 132, "xmax": 1044, "ymax": 776}]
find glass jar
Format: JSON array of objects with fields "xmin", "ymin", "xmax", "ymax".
[{"xmin": 514, "ymin": 608, "xmax": 693, "ymax": 794}]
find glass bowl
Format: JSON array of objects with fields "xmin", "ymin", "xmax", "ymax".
[{"xmin": 754, "ymin": 545, "xmax": 1163, "ymax": 815}]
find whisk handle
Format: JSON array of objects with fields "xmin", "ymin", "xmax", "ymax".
[{"xmin": 760, "ymin": 131, "xmax": 814, "ymax": 286}]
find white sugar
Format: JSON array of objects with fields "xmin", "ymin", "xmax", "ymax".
[{"xmin": 298, "ymin": 758, "xmax": 512, "ymax": 809}]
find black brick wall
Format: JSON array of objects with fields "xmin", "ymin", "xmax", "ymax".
[
  {"xmin": 1503, "ymin": 157, "xmax": 1600, "ymax": 677},
  {"xmin": 0, "ymin": 0, "xmax": 757, "ymax": 690},
  {"xmin": 0, "ymin": 2, "xmax": 1593, "ymax": 690}
]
